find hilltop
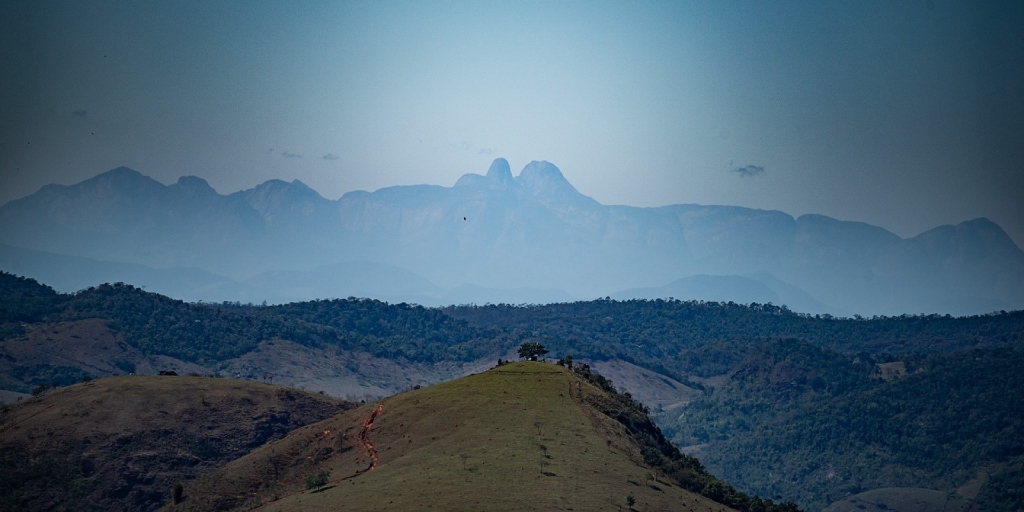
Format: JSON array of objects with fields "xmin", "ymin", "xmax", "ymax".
[
  {"xmin": 0, "ymin": 375, "xmax": 353, "ymax": 511},
  {"xmin": 174, "ymin": 361, "xmax": 796, "ymax": 511}
]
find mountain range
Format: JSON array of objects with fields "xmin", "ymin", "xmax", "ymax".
[{"xmin": 2, "ymin": 158, "xmax": 1022, "ymax": 315}]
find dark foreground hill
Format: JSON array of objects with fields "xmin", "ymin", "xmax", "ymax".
[
  {"xmin": 172, "ymin": 362, "xmax": 798, "ymax": 512},
  {"xmin": 0, "ymin": 376, "xmax": 353, "ymax": 512}
]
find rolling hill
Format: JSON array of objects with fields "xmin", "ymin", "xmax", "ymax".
[
  {"xmin": 0, "ymin": 375, "xmax": 354, "ymax": 512},
  {"xmin": 172, "ymin": 361, "xmax": 796, "ymax": 512}
]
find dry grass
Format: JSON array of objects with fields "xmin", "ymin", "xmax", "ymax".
[
  {"xmin": 0, "ymin": 375, "xmax": 351, "ymax": 512},
  {"xmin": 176, "ymin": 362, "xmax": 733, "ymax": 511}
]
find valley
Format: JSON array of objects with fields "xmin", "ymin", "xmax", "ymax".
[
  {"xmin": 5, "ymin": 2, "xmax": 1022, "ymax": 509},
  {"xmin": 1, "ymin": 272, "xmax": 1022, "ymax": 510}
]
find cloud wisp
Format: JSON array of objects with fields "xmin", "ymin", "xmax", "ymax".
[
  {"xmin": 731, "ymin": 164, "xmax": 766, "ymax": 178},
  {"xmin": 321, "ymin": 153, "xmax": 339, "ymax": 160}
]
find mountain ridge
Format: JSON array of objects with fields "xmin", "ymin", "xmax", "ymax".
[{"xmin": 1, "ymin": 159, "xmax": 1021, "ymax": 315}]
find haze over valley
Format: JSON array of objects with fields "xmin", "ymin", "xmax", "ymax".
[
  {"xmin": 2, "ymin": 159, "xmax": 1022, "ymax": 317},
  {"xmin": 2, "ymin": 1, "xmax": 1022, "ymax": 511}
]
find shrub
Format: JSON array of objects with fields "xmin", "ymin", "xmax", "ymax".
[
  {"xmin": 172, "ymin": 482, "xmax": 184, "ymax": 504},
  {"xmin": 305, "ymin": 470, "xmax": 330, "ymax": 491}
]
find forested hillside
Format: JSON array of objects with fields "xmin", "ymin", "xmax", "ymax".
[
  {"xmin": 661, "ymin": 340, "xmax": 1023, "ymax": 510},
  {"xmin": 5, "ymin": 272, "xmax": 1021, "ymax": 384},
  {"xmin": 444, "ymin": 300, "xmax": 1024, "ymax": 380},
  {"xmin": 1, "ymin": 273, "xmax": 506, "ymax": 369},
  {"xmin": 2, "ymin": 271, "xmax": 1022, "ymax": 509}
]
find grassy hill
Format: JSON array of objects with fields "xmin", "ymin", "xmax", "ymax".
[
  {"xmin": 0, "ymin": 375, "xmax": 353, "ymax": 512},
  {"xmin": 173, "ymin": 362, "xmax": 796, "ymax": 511}
]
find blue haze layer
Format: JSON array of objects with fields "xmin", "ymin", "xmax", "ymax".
[{"xmin": 1, "ymin": 159, "xmax": 1022, "ymax": 316}]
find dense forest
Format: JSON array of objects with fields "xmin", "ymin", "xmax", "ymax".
[
  {"xmin": 659, "ymin": 340, "xmax": 1024, "ymax": 510},
  {"xmin": 2, "ymin": 271, "xmax": 1022, "ymax": 510},
  {"xmin": 4, "ymin": 272, "xmax": 1021, "ymax": 372},
  {"xmin": 1, "ymin": 273, "xmax": 507, "ymax": 366}
]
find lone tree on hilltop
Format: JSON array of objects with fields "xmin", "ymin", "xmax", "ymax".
[{"xmin": 518, "ymin": 342, "xmax": 548, "ymax": 361}]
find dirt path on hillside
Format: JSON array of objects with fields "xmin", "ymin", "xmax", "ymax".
[
  {"xmin": 357, "ymin": 405, "xmax": 384, "ymax": 473},
  {"xmin": 0, "ymin": 404, "xmax": 54, "ymax": 434}
]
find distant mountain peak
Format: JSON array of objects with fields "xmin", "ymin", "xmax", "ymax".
[
  {"xmin": 106, "ymin": 166, "xmax": 142, "ymax": 176},
  {"xmin": 246, "ymin": 178, "xmax": 321, "ymax": 198},
  {"xmin": 958, "ymin": 217, "xmax": 999, "ymax": 231},
  {"xmin": 91, "ymin": 166, "xmax": 147, "ymax": 182},
  {"xmin": 290, "ymin": 178, "xmax": 313, "ymax": 191},
  {"xmin": 73, "ymin": 166, "xmax": 164, "ymax": 195},
  {"xmin": 174, "ymin": 175, "xmax": 215, "ymax": 193},
  {"xmin": 952, "ymin": 218, "xmax": 1010, "ymax": 243},
  {"xmin": 235, "ymin": 177, "xmax": 330, "ymax": 221},
  {"xmin": 913, "ymin": 217, "xmax": 1024, "ymax": 259},
  {"xmin": 517, "ymin": 160, "xmax": 564, "ymax": 179},
  {"xmin": 252, "ymin": 178, "xmax": 289, "ymax": 190},
  {"xmin": 2, "ymin": 163, "xmax": 1022, "ymax": 315},
  {"xmin": 516, "ymin": 160, "xmax": 599, "ymax": 208},
  {"xmin": 485, "ymin": 158, "xmax": 514, "ymax": 185},
  {"xmin": 454, "ymin": 158, "xmax": 518, "ymax": 190},
  {"xmin": 517, "ymin": 160, "xmax": 572, "ymax": 193}
]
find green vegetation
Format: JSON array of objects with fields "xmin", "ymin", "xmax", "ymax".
[
  {"xmin": 445, "ymin": 299, "xmax": 1024, "ymax": 375},
  {"xmin": 570, "ymin": 360, "xmax": 799, "ymax": 512},
  {"xmin": 0, "ymin": 271, "xmax": 63, "ymax": 342},
  {"xmin": 2, "ymin": 272, "xmax": 1022, "ymax": 510},
  {"xmin": 304, "ymin": 470, "xmax": 330, "ymax": 492},
  {"xmin": 661, "ymin": 340, "xmax": 1024, "ymax": 510},
  {"xmin": 516, "ymin": 342, "xmax": 548, "ymax": 360},
  {"xmin": 3, "ymin": 272, "xmax": 1020, "ymax": 375},
  {"xmin": 0, "ymin": 271, "xmax": 62, "ymax": 326},
  {"xmin": 3, "ymin": 277, "xmax": 508, "ymax": 366},
  {"xmin": 172, "ymin": 482, "xmax": 184, "ymax": 505},
  {"xmin": 975, "ymin": 455, "xmax": 1024, "ymax": 511}
]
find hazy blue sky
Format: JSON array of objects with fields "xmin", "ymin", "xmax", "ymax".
[{"xmin": 2, "ymin": 1, "xmax": 1022, "ymax": 245}]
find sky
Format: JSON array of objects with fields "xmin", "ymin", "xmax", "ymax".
[{"xmin": 2, "ymin": 0, "xmax": 1022, "ymax": 246}]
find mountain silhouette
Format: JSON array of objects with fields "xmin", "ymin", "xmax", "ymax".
[{"xmin": 1, "ymin": 159, "xmax": 1022, "ymax": 315}]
